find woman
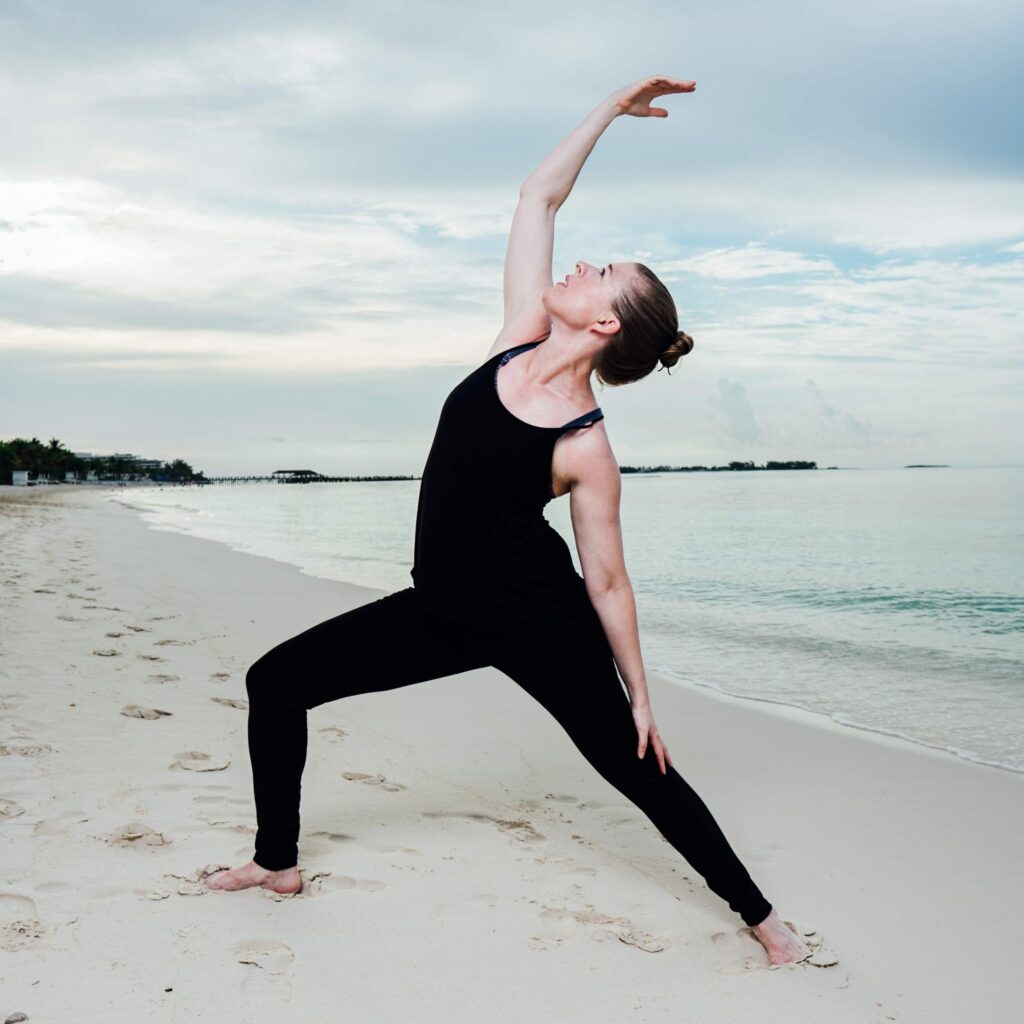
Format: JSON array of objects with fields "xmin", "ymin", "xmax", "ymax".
[{"xmin": 207, "ymin": 75, "xmax": 813, "ymax": 969}]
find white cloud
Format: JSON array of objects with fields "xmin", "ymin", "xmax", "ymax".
[
  {"xmin": 1, "ymin": 0, "xmax": 1021, "ymax": 469},
  {"xmin": 667, "ymin": 242, "xmax": 836, "ymax": 279},
  {"xmin": 672, "ymin": 253, "xmax": 1024, "ymax": 368}
]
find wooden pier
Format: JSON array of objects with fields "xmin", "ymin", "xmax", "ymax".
[{"xmin": 204, "ymin": 470, "xmax": 419, "ymax": 485}]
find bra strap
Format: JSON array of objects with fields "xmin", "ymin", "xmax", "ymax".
[{"xmin": 558, "ymin": 409, "xmax": 604, "ymax": 433}]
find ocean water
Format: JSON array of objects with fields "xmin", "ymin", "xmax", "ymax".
[{"xmin": 111, "ymin": 466, "xmax": 1024, "ymax": 774}]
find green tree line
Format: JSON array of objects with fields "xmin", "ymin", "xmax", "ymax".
[{"xmin": 0, "ymin": 437, "xmax": 206, "ymax": 485}]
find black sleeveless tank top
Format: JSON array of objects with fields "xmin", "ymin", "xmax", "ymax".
[{"xmin": 410, "ymin": 337, "xmax": 605, "ymax": 639}]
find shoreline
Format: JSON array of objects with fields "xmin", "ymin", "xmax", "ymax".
[
  {"xmin": 100, "ymin": 482, "xmax": 1024, "ymax": 778},
  {"xmin": 2, "ymin": 485, "xmax": 1021, "ymax": 1021}
]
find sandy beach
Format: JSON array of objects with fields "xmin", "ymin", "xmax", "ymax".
[{"xmin": 1, "ymin": 484, "xmax": 1020, "ymax": 1022}]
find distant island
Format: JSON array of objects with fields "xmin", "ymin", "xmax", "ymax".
[
  {"xmin": 219, "ymin": 461, "xmax": 822, "ymax": 483},
  {"xmin": 904, "ymin": 464, "xmax": 949, "ymax": 468},
  {"xmin": 620, "ymin": 460, "xmax": 818, "ymax": 474},
  {"xmin": 2, "ymin": 442, "xmax": 831, "ymax": 487}
]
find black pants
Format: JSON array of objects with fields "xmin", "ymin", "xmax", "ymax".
[{"xmin": 244, "ymin": 586, "xmax": 773, "ymax": 927}]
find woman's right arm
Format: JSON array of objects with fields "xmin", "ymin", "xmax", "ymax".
[
  {"xmin": 499, "ymin": 96, "xmax": 622, "ymax": 330},
  {"xmin": 518, "ymin": 95, "xmax": 622, "ymax": 210},
  {"xmin": 490, "ymin": 76, "xmax": 694, "ymax": 359},
  {"xmin": 519, "ymin": 74, "xmax": 695, "ymax": 209}
]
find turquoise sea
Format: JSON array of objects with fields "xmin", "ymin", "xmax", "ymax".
[{"xmin": 113, "ymin": 466, "xmax": 1024, "ymax": 773}]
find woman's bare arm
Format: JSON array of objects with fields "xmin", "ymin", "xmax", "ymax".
[
  {"xmin": 566, "ymin": 428, "xmax": 674, "ymax": 773},
  {"xmin": 499, "ymin": 97, "xmax": 621, "ymax": 330},
  {"xmin": 490, "ymin": 76, "xmax": 695, "ymax": 359},
  {"xmin": 565, "ymin": 430, "xmax": 648, "ymax": 702}
]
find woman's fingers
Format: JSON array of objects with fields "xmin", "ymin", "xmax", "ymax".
[
  {"xmin": 651, "ymin": 76, "xmax": 696, "ymax": 91},
  {"xmin": 613, "ymin": 76, "xmax": 695, "ymax": 118},
  {"xmin": 653, "ymin": 734, "xmax": 668, "ymax": 774},
  {"xmin": 636, "ymin": 725, "xmax": 648, "ymax": 759}
]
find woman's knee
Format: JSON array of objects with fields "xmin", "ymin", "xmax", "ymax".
[{"xmin": 245, "ymin": 652, "xmax": 282, "ymax": 704}]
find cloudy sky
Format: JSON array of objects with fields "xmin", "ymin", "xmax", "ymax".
[{"xmin": 2, "ymin": 0, "xmax": 1022, "ymax": 475}]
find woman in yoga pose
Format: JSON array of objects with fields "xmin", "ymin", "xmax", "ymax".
[{"xmin": 207, "ymin": 74, "xmax": 812, "ymax": 969}]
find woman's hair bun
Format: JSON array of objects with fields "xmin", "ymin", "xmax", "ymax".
[{"xmin": 657, "ymin": 330, "xmax": 694, "ymax": 373}]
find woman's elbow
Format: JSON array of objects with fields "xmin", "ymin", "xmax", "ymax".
[{"xmin": 585, "ymin": 571, "xmax": 631, "ymax": 601}]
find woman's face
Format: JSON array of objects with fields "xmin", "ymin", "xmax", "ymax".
[{"xmin": 543, "ymin": 260, "xmax": 633, "ymax": 333}]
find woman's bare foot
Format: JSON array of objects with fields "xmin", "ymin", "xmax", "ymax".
[
  {"xmin": 204, "ymin": 860, "xmax": 302, "ymax": 894},
  {"xmin": 749, "ymin": 908, "xmax": 812, "ymax": 967}
]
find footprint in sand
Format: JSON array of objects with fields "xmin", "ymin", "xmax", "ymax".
[
  {"xmin": 0, "ymin": 740, "xmax": 54, "ymax": 757},
  {"xmin": 0, "ymin": 892, "xmax": 45, "ymax": 951},
  {"xmin": 211, "ymin": 696, "xmax": 248, "ymax": 710},
  {"xmin": 534, "ymin": 854, "xmax": 597, "ymax": 877},
  {"xmin": 710, "ymin": 927, "xmax": 765, "ymax": 973},
  {"xmin": 137, "ymin": 654, "xmax": 166, "ymax": 663},
  {"xmin": 0, "ymin": 799, "xmax": 26, "ymax": 820},
  {"xmin": 154, "ymin": 639, "xmax": 192, "ymax": 647},
  {"xmin": 108, "ymin": 822, "xmax": 172, "ymax": 848},
  {"xmin": 309, "ymin": 829, "xmax": 356, "ymax": 845},
  {"xmin": 32, "ymin": 588, "xmax": 56, "ymax": 594},
  {"xmin": 92, "ymin": 648, "xmax": 120, "ymax": 657},
  {"xmin": 157, "ymin": 863, "xmax": 235, "ymax": 897},
  {"xmin": 147, "ymin": 614, "xmax": 178, "ymax": 622},
  {"xmin": 236, "ymin": 939, "xmax": 296, "ymax": 998},
  {"xmin": 173, "ymin": 750, "xmax": 231, "ymax": 772},
  {"xmin": 124, "ymin": 624, "xmax": 151, "ymax": 633},
  {"xmin": 235, "ymin": 938, "xmax": 295, "ymax": 994},
  {"xmin": 494, "ymin": 818, "xmax": 546, "ymax": 844},
  {"xmin": 200, "ymin": 817, "xmax": 256, "ymax": 838},
  {"xmin": 105, "ymin": 631, "xmax": 126, "ymax": 638},
  {"xmin": 210, "ymin": 672, "xmax": 232, "ymax": 681},
  {"xmin": 341, "ymin": 771, "xmax": 406, "ymax": 792},
  {"xmin": 320, "ymin": 874, "xmax": 386, "ymax": 894},
  {"xmin": 148, "ymin": 673, "xmax": 180, "ymax": 684},
  {"xmin": 57, "ymin": 614, "xmax": 86, "ymax": 622},
  {"xmin": 192, "ymin": 792, "xmax": 248, "ymax": 805},
  {"xmin": 317, "ymin": 725, "xmax": 346, "ymax": 743},
  {"xmin": 121, "ymin": 704, "xmax": 173, "ymax": 720},
  {"xmin": 529, "ymin": 904, "xmax": 667, "ymax": 953},
  {"xmin": 423, "ymin": 809, "xmax": 546, "ymax": 845}
]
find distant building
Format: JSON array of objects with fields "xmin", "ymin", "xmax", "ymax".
[
  {"xmin": 12, "ymin": 470, "xmax": 29, "ymax": 486},
  {"xmin": 73, "ymin": 451, "xmax": 165, "ymax": 470},
  {"xmin": 65, "ymin": 471, "xmax": 78, "ymax": 483}
]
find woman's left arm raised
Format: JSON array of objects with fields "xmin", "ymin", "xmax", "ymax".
[{"xmin": 568, "ymin": 431, "xmax": 674, "ymax": 774}]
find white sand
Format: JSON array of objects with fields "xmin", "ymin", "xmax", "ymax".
[{"xmin": 1, "ymin": 485, "xmax": 1021, "ymax": 1022}]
